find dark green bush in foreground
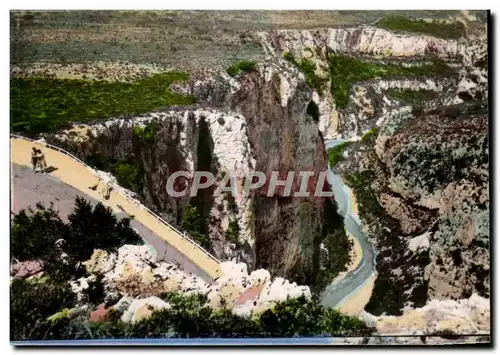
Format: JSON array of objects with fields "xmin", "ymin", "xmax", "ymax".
[
  {"xmin": 12, "ymin": 291, "xmax": 372, "ymax": 340},
  {"xmin": 11, "ymin": 197, "xmax": 142, "ymax": 265},
  {"xmin": 11, "ymin": 277, "xmax": 76, "ymax": 340},
  {"xmin": 375, "ymin": 15, "xmax": 466, "ymax": 39},
  {"xmin": 10, "ymin": 73, "xmax": 195, "ymax": 134}
]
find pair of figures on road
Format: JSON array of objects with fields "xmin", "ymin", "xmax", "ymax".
[{"xmin": 31, "ymin": 147, "xmax": 48, "ymax": 173}]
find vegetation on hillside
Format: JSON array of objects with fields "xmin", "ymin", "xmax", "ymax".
[
  {"xmin": 386, "ymin": 88, "xmax": 440, "ymax": 105},
  {"xmin": 313, "ymin": 199, "xmax": 353, "ymax": 291},
  {"xmin": 315, "ymin": 229, "xmax": 353, "ymax": 290},
  {"xmin": 180, "ymin": 204, "xmax": 211, "ymax": 250},
  {"xmin": 375, "ymin": 15, "xmax": 466, "ymax": 39},
  {"xmin": 361, "ymin": 127, "xmax": 380, "ymax": 143},
  {"xmin": 12, "ymin": 290, "xmax": 372, "ymax": 340},
  {"xmin": 133, "ymin": 122, "xmax": 158, "ymax": 142},
  {"xmin": 111, "ymin": 162, "xmax": 142, "ymax": 192},
  {"xmin": 85, "ymin": 152, "xmax": 143, "ymax": 195},
  {"xmin": 10, "ymin": 73, "xmax": 195, "ymax": 134},
  {"xmin": 328, "ymin": 55, "xmax": 455, "ymax": 108},
  {"xmin": 226, "ymin": 60, "xmax": 257, "ymax": 77},
  {"xmin": 328, "ymin": 141, "xmax": 353, "ymax": 167},
  {"xmin": 284, "ymin": 52, "xmax": 329, "ymax": 93},
  {"xmin": 344, "ymin": 170, "xmax": 385, "ymax": 219},
  {"xmin": 225, "ymin": 219, "xmax": 241, "ymax": 246}
]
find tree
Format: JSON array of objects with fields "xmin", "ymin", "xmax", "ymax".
[
  {"xmin": 11, "ymin": 203, "xmax": 65, "ymax": 261},
  {"xmin": 225, "ymin": 219, "xmax": 240, "ymax": 245},
  {"xmin": 180, "ymin": 204, "xmax": 211, "ymax": 250},
  {"xmin": 65, "ymin": 197, "xmax": 142, "ymax": 262},
  {"xmin": 11, "ymin": 197, "xmax": 142, "ymax": 281}
]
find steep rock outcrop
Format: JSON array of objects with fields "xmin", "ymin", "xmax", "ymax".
[
  {"xmin": 82, "ymin": 245, "xmax": 311, "ymax": 319},
  {"xmin": 335, "ymin": 107, "xmax": 489, "ymax": 315},
  {"xmin": 362, "ymin": 293, "xmax": 489, "ymax": 336}
]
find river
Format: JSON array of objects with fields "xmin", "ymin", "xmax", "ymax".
[{"xmin": 319, "ymin": 139, "xmax": 377, "ymax": 308}]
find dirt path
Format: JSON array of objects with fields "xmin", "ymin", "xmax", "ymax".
[{"xmin": 11, "ymin": 137, "xmax": 222, "ymax": 279}]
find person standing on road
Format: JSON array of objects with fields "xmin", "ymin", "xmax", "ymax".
[
  {"xmin": 35, "ymin": 149, "xmax": 47, "ymax": 173},
  {"xmin": 31, "ymin": 147, "xmax": 38, "ymax": 172}
]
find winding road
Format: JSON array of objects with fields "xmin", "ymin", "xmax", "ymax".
[
  {"xmin": 320, "ymin": 139, "xmax": 377, "ymax": 311},
  {"xmin": 10, "ymin": 136, "xmax": 222, "ymax": 280}
]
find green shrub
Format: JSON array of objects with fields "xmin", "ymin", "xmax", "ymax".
[
  {"xmin": 226, "ymin": 60, "xmax": 257, "ymax": 77},
  {"xmin": 10, "ymin": 277, "xmax": 76, "ymax": 340},
  {"xmin": 284, "ymin": 52, "xmax": 328, "ymax": 92},
  {"xmin": 64, "ymin": 197, "xmax": 142, "ymax": 262},
  {"xmin": 386, "ymin": 88, "xmax": 439, "ymax": 105},
  {"xmin": 328, "ymin": 141, "xmax": 353, "ymax": 167},
  {"xmin": 10, "ymin": 73, "xmax": 195, "ymax": 134},
  {"xmin": 361, "ymin": 127, "xmax": 380, "ymax": 143},
  {"xmin": 328, "ymin": 54, "xmax": 456, "ymax": 108},
  {"xmin": 180, "ymin": 204, "xmax": 211, "ymax": 250},
  {"xmin": 375, "ymin": 15, "xmax": 466, "ymax": 39},
  {"xmin": 133, "ymin": 122, "xmax": 158, "ymax": 142},
  {"xmin": 111, "ymin": 162, "xmax": 142, "ymax": 192},
  {"xmin": 11, "ymin": 203, "xmax": 65, "ymax": 262},
  {"xmin": 225, "ymin": 219, "xmax": 240, "ymax": 245}
]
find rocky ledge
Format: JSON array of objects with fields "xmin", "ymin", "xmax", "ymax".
[{"xmin": 70, "ymin": 244, "xmax": 311, "ymax": 323}]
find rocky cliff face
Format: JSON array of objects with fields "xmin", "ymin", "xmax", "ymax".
[
  {"xmin": 335, "ymin": 101, "xmax": 488, "ymax": 315},
  {"xmin": 47, "ymin": 58, "xmax": 339, "ymax": 287},
  {"xmin": 260, "ymin": 24, "xmax": 487, "ymax": 140}
]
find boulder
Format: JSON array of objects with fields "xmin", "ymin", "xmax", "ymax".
[
  {"xmin": 11, "ymin": 260, "xmax": 44, "ymax": 278},
  {"xmin": 121, "ymin": 296, "xmax": 171, "ymax": 324}
]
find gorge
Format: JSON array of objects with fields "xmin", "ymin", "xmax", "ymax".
[{"xmin": 10, "ymin": 10, "xmax": 490, "ymax": 342}]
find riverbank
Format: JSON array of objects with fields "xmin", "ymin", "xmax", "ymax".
[
  {"xmin": 330, "ymin": 231, "xmax": 362, "ymax": 285},
  {"xmin": 337, "ymin": 274, "xmax": 377, "ymax": 316}
]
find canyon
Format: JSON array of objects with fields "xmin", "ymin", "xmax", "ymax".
[{"xmin": 11, "ymin": 11, "xmax": 489, "ymax": 341}]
